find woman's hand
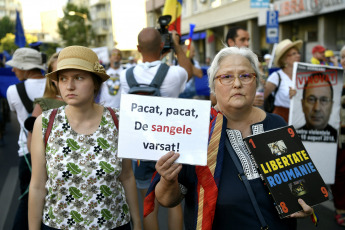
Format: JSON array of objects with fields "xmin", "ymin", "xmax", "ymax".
[
  {"xmin": 288, "ymin": 199, "xmax": 314, "ymax": 218},
  {"xmin": 155, "ymin": 151, "xmax": 184, "ymax": 207},
  {"xmin": 289, "ymin": 87, "xmax": 297, "ymax": 99},
  {"xmin": 156, "ymin": 151, "xmax": 182, "ymax": 184}
]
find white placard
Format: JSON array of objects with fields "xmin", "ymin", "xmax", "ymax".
[{"xmin": 118, "ymin": 94, "xmax": 211, "ymax": 166}]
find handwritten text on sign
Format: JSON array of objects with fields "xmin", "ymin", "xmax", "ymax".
[{"xmin": 118, "ymin": 94, "xmax": 211, "ymax": 166}]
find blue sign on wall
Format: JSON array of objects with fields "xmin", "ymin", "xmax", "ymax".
[
  {"xmin": 266, "ymin": 11, "xmax": 279, "ymax": 44},
  {"xmin": 250, "ymin": 0, "xmax": 269, "ymax": 8}
]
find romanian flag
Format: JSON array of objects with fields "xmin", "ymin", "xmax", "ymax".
[
  {"xmin": 162, "ymin": 0, "xmax": 182, "ymax": 35},
  {"xmin": 206, "ymin": 30, "xmax": 215, "ymax": 43}
]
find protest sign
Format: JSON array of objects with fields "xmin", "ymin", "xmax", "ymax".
[
  {"xmin": 289, "ymin": 62, "xmax": 344, "ymax": 183},
  {"xmin": 118, "ymin": 94, "xmax": 211, "ymax": 165}
]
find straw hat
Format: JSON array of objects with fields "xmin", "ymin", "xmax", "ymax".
[
  {"xmin": 6, "ymin": 48, "xmax": 46, "ymax": 71},
  {"xmin": 274, "ymin": 39, "xmax": 303, "ymax": 67},
  {"xmin": 46, "ymin": 46, "xmax": 109, "ymax": 82}
]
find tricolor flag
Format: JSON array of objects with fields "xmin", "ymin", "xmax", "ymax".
[
  {"xmin": 162, "ymin": 0, "xmax": 182, "ymax": 35},
  {"xmin": 206, "ymin": 29, "xmax": 215, "ymax": 43}
]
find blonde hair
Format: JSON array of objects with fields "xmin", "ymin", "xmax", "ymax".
[{"xmin": 43, "ymin": 53, "xmax": 59, "ymax": 98}]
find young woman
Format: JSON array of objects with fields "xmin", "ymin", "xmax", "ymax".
[{"xmin": 28, "ymin": 46, "xmax": 141, "ymax": 230}]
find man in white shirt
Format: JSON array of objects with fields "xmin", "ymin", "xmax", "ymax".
[
  {"xmin": 6, "ymin": 47, "xmax": 46, "ymax": 230},
  {"xmin": 99, "ymin": 48, "xmax": 125, "ymax": 108},
  {"xmin": 120, "ymin": 27, "xmax": 192, "ymax": 230}
]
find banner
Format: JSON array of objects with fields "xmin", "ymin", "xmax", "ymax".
[
  {"xmin": 289, "ymin": 62, "xmax": 344, "ymax": 183},
  {"xmin": 162, "ymin": 0, "xmax": 182, "ymax": 34},
  {"xmin": 118, "ymin": 94, "xmax": 211, "ymax": 165},
  {"xmin": 15, "ymin": 10, "xmax": 26, "ymax": 48}
]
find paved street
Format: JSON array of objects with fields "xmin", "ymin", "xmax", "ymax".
[{"xmin": 0, "ymin": 111, "xmax": 343, "ymax": 230}]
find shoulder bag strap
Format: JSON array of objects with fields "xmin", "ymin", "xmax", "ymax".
[
  {"xmin": 149, "ymin": 63, "xmax": 169, "ymax": 88},
  {"xmin": 16, "ymin": 82, "xmax": 33, "ymax": 113},
  {"xmin": 45, "ymin": 108, "xmax": 58, "ymax": 148},
  {"xmin": 107, "ymin": 107, "xmax": 119, "ymax": 130},
  {"xmin": 225, "ymin": 137, "xmax": 269, "ymax": 230},
  {"xmin": 126, "ymin": 66, "xmax": 139, "ymax": 88},
  {"xmin": 273, "ymin": 72, "xmax": 281, "ymax": 96}
]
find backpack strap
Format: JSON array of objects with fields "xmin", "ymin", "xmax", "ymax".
[
  {"xmin": 107, "ymin": 107, "xmax": 119, "ymax": 130},
  {"xmin": 45, "ymin": 108, "xmax": 118, "ymax": 148},
  {"xmin": 225, "ymin": 137, "xmax": 269, "ymax": 230},
  {"xmin": 149, "ymin": 63, "xmax": 169, "ymax": 88},
  {"xmin": 126, "ymin": 66, "xmax": 139, "ymax": 89},
  {"xmin": 45, "ymin": 108, "xmax": 58, "ymax": 147},
  {"xmin": 16, "ymin": 82, "xmax": 33, "ymax": 113}
]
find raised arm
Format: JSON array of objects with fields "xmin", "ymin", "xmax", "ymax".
[
  {"xmin": 155, "ymin": 151, "xmax": 184, "ymax": 207},
  {"xmin": 119, "ymin": 159, "xmax": 141, "ymax": 230},
  {"xmin": 172, "ymin": 31, "xmax": 193, "ymax": 81},
  {"xmin": 28, "ymin": 115, "xmax": 48, "ymax": 230}
]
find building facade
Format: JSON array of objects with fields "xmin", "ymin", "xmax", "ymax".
[
  {"xmin": 90, "ymin": 0, "xmax": 114, "ymax": 49},
  {"xmin": 146, "ymin": 0, "xmax": 345, "ymax": 65},
  {"xmin": 0, "ymin": 0, "xmax": 22, "ymax": 21}
]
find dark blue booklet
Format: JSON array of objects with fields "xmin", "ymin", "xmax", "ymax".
[{"xmin": 243, "ymin": 125, "xmax": 330, "ymax": 218}]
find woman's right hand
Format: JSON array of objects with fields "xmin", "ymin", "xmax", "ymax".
[{"xmin": 156, "ymin": 151, "xmax": 182, "ymax": 184}]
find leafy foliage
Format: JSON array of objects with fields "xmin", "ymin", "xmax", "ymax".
[
  {"xmin": 0, "ymin": 33, "xmax": 38, "ymax": 53},
  {"xmin": 58, "ymin": 3, "xmax": 92, "ymax": 47},
  {"xmin": 0, "ymin": 16, "xmax": 15, "ymax": 39}
]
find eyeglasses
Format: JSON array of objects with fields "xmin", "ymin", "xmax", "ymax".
[
  {"xmin": 214, "ymin": 73, "xmax": 256, "ymax": 85},
  {"xmin": 305, "ymin": 96, "xmax": 332, "ymax": 105}
]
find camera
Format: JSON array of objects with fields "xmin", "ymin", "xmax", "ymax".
[{"xmin": 157, "ymin": 15, "xmax": 174, "ymax": 54}]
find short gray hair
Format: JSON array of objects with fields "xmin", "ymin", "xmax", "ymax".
[{"xmin": 208, "ymin": 47, "xmax": 261, "ymax": 94}]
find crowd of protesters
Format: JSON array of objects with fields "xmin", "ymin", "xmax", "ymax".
[{"xmin": 0, "ymin": 26, "xmax": 344, "ymax": 230}]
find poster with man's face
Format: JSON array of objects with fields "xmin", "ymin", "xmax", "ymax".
[{"xmin": 289, "ymin": 62, "xmax": 344, "ymax": 184}]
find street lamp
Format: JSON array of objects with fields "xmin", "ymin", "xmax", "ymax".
[
  {"xmin": 68, "ymin": 11, "xmax": 89, "ymax": 45},
  {"xmin": 68, "ymin": 11, "xmax": 87, "ymax": 20}
]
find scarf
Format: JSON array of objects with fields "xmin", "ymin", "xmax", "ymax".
[{"xmin": 144, "ymin": 107, "xmax": 227, "ymax": 230}]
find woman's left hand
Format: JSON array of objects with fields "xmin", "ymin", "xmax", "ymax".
[
  {"xmin": 289, "ymin": 87, "xmax": 297, "ymax": 99},
  {"xmin": 288, "ymin": 199, "xmax": 314, "ymax": 218}
]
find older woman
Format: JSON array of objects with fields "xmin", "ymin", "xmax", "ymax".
[
  {"xmin": 264, "ymin": 39, "xmax": 302, "ymax": 122},
  {"xmin": 29, "ymin": 46, "xmax": 141, "ymax": 230},
  {"xmin": 148, "ymin": 47, "xmax": 313, "ymax": 230}
]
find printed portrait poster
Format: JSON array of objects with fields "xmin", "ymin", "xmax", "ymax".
[
  {"xmin": 289, "ymin": 62, "xmax": 344, "ymax": 184},
  {"xmin": 118, "ymin": 94, "xmax": 211, "ymax": 166}
]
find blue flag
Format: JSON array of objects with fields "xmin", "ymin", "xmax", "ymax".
[{"xmin": 15, "ymin": 10, "xmax": 26, "ymax": 48}]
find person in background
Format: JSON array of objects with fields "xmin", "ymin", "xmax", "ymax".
[
  {"xmin": 264, "ymin": 53, "xmax": 272, "ymax": 65},
  {"xmin": 28, "ymin": 46, "xmax": 141, "ymax": 230},
  {"xmin": 126, "ymin": 56, "xmax": 137, "ymax": 69},
  {"xmin": 6, "ymin": 47, "xmax": 47, "ymax": 230},
  {"xmin": 264, "ymin": 39, "xmax": 303, "ymax": 122},
  {"xmin": 99, "ymin": 48, "xmax": 125, "ymax": 108},
  {"xmin": 25, "ymin": 53, "xmax": 66, "ymax": 152},
  {"xmin": 179, "ymin": 44, "xmax": 203, "ymax": 99},
  {"xmin": 120, "ymin": 27, "xmax": 192, "ymax": 230},
  {"xmin": 225, "ymin": 26, "xmax": 250, "ymax": 48},
  {"xmin": 310, "ymin": 45, "xmax": 326, "ymax": 65},
  {"xmin": 325, "ymin": 50, "xmax": 341, "ymax": 67},
  {"xmin": 148, "ymin": 47, "xmax": 313, "ymax": 230},
  {"xmin": 332, "ymin": 45, "xmax": 345, "ymax": 227}
]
